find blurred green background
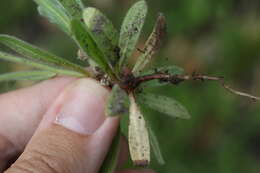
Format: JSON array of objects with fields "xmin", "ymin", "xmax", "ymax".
[{"xmin": 1, "ymin": 0, "xmax": 260, "ymax": 172}]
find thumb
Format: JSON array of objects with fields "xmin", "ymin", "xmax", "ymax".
[{"xmin": 5, "ymin": 79, "xmax": 119, "ymax": 173}]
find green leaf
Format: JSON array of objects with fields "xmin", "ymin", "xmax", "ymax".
[
  {"xmin": 148, "ymin": 126, "xmax": 165, "ymax": 165},
  {"xmin": 138, "ymin": 102, "xmax": 165, "ymax": 165},
  {"xmin": 128, "ymin": 93, "xmax": 150, "ymax": 166},
  {"xmin": 133, "ymin": 14, "xmax": 167, "ymax": 74},
  {"xmin": 105, "ymin": 85, "xmax": 129, "ymax": 117},
  {"xmin": 58, "ymin": 0, "xmax": 84, "ymax": 18},
  {"xmin": 0, "ymin": 34, "xmax": 89, "ymax": 76},
  {"xmin": 137, "ymin": 93, "xmax": 191, "ymax": 119},
  {"xmin": 83, "ymin": 7, "xmax": 120, "ymax": 67},
  {"xmin": 35, "ymin": 0, "xmax": 71, "ymax": 34},
  {"xmin": 118, "ymin": 0, "xmax": 148, "ymax": 69},
  {"xmin": 0, "ymin": 51, "xmax": 84, "ymax": 77},
  {"xmin": 71, "ymin": 19, "xmax": 116, "ymax": 78},
  {"xmin": 120, "ymin": 110, "xmax": 129, "ymax": 138},
  {"xmin": 0, "ymin": 71, "xmax": 56, "ymax": 82},
  {"xmin": 99, "ymin": 129, "xmax": 121, "ymax": 173}
]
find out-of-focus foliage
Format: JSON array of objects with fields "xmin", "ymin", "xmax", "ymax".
[{"xmin": 1, "ymin": 0, "xmax": 260, "ymax": 172}]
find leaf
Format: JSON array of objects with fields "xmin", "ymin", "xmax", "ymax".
[
  {"xmin": 139, "ymin": 65, "xmax": 184, "ymax": 88},
  {"xmin": 0, "ymin": 71, "xmax": 56, "ymax": 82},
  {"xmin": 120, "ymin": 110, "xmax": 130, "ymax": 138},
  {"xmin": 99, "ymin": 129, "xmax": 121, "ymax": 173},
  {"xmin": 128, "ymin": 93, "xmax": 150, "ymax": 166},
  {"xmin": 118, "ymin": 0, "xmax": 148, "ymax": 69},
  {"xmin": 137, "ymin": 93, "xmax": 191, "ymax": 119},
  {"xmin": 0, "ymin": 51, "xmax": 84, "ymax": 77},
  {"xmin": 105, "ymin": 85, "xmax": 129, "ymax": 117},
  {"xmin": 137, "ymin": 103, "xmax": 165, "ymax": 165},
  {"xmin": 70, "ymin": 19, "xmax": 115, "ymax": 77},
  {"xmin": 0, "ymin": 34, "xmax": 89, "ymax": 76},
  {"xmin": 148, "ymin": 126, "xmax": 165, "ymax": 165},
  {"xmin": 83, "ymin": 8, "xmax": 120, "ymax": 67},
  {"xmin": 58, "ymin": 0, "xmax": 84, "ymax": 18},
  {"xmin": 133, "ymin": 14, "xmax": 167, "ymax": 74},
  {"xmin": 34, "ymin": 0, "xmax": 71, "ymax": 34}
]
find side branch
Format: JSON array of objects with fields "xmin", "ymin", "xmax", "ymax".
[{"xmin": 134, "ymin": 73, "xmax": 260, "ymax": 101}]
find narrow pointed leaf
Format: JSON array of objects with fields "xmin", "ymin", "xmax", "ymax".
[
  {"xmin": 0, "ymin": 34, "xmax": 89, "ymax": 76},
  {"xmin": 35, "ymin": 0, "xmax": 71, "ymax": 34},
  {"xmin": 138, "ymin": 93, "xmax": 191, "ymax": 119},
  {"xmin": 120, "ymin": 110, "xmax": 130, "ymax": 138},
  {"xmin": 105, "ymin": 85, "xmax": 129, "ymax": 117},
  {"xmin": 128, "ymin": 93, "xmax": 150, "ymax": 166},
  {"xmin": 133, "ymin": 14, "xmax": 167, "ymax": 74},
  {"xmin": 99, "ymin": 129, "xmax": 121, "ymax": 173},
  {"xmin": 0, "ymin": 71, "xmax": 56, "ymax": 82},
  {"xmin": 70, "ymin": 19, "xmax": 114, "ymax": 77},
  {"xmin": 58, "ymin": 0, "xmax": 84, "ymax": 18},
  {"xmin": 83, "ymin": 7, "xmax": 120, "ymax": 67},
  {"xmin": 137, "ymin": 103, "xmax": 165, "ymax": 165},
  {"xmin": 148, "ymin": 126, "xmax": 165, "ymax": 165},
  {"xmin": 0, "ymin": 51, "xmax": 84, "ymax": 77},
  {"xmin": 118, "ymin": 0, "xmax": 148, "ymax": 68}
]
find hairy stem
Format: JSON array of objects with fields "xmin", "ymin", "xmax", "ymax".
[{"xmin": 132, "ymin": 73, "xmax": 260, "ymax": 101}]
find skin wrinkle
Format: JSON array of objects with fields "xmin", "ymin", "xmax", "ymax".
[
  {"xmin": 18, "ymin": 153, "xmax": 60, "ymax": 173},
  {"xmin": 0, "ymin": 77, "xmax": 154, "ymax": 173},
  {"xmin": 26, "ymin": 125, "xmax": 87, "ymax": 173},
  {"xmin": 0, "ymin": 77, "xmax": 75, "ymax": 152},
  {"xmin": 0, "ymin": 134, "xmax": 19, "ymax": 172},
  {"xmin": 8, "ymin": 164, "xmax": 34, "ymax": 173}
]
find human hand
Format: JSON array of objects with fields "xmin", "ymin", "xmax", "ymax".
[{"xmin": 0, "ymin": 77, "xmax": 154, "ymax": 173}]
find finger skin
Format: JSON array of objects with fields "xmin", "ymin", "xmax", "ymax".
[
  {"xmin": 5, "ymin": 124, "xmax": 88, "ymax": 173},
  {"xmin": 0, "ymin": 134, "xmax": 18, "ymax": 172},
  {"xmin": 5, "ymin": 79, "xmax": 120, "ymax": 173},
  {"xmin": 1, "ymin": 78, "xmax": 155, "ymax": 173},
  {"xmin": 0, "ymin": 77, "xmax": 76, "ymax": 171},
  {"xmin": 0, "ymin": 77, "xmax": 75, "ymax": 151}
]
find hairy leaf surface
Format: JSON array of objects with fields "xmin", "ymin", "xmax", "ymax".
[
  {"xmin": 0, "ymin": 35, "xmax": 88, "ymax": 76},
  {"xmin": 84, "ymin": 8, "xmax": 120, "ymax": 67},
  {"xmin": 133, "ymin": 14, "xmax": 167, "ymax": 74},
  {"xmin": 148, "ymin": 126, "xmax": 165, "ymax": 165},
  {"xmin": 58, "ymin": 0, "xmax": 84, "ymax": 18},
  {"xmin": 0, "ymin": 51, "xmax": 83, "ymax": 77},
  {"xmin": 35, "ymin": 0, "xmax": 71, "ymax": 34},
  {"xmin": 105, "ymin": 85, "xmax": 129, "ymax": 117},
  {"xmin": 138, "ymin": 93, "xmax": 191, "ymax": 119},
  {"xmin": 128, "ymin": 93, "xmax": 150, "ymax": 166},
  {"xmin": 70, "ymin": 19, "xmax": 114, "ymax": 76},
  {"xmin": 118, "ymin": 0, "xmax": 147, "ymax": 69},
  {"xmin": 0, "ymin": 71, "xmax": 56, "ymax": 82}
]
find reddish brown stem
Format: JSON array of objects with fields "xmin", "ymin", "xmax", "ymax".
[{"xmin": 130, "ymin": 73, "xmax": 260, "ymax": 101}]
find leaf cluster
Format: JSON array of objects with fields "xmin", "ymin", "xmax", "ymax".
[{"xmin": 0, "ymin": 0, "xmax": 191, "ymax": 171}]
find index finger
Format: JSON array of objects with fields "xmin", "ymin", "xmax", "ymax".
[{"xmin": 0, "ymin": 77, "xmax": 75, "ymax": 152}]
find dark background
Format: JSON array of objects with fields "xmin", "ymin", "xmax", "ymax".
[{"xmin": 1, "ymin": 0, "xmax": 260, "ymax": 172}]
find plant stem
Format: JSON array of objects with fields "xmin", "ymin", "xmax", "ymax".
[{"xmin": 130, "ymin": 73, "xmax": 260, "ymax": 101}]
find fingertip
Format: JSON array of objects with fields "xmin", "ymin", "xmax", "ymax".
[
  {"xmin": 39, "ymin": 78, "xmax": 110, "ymax": 134},
  {"xmin": 0, "ymin": 76, "xmax": 76, "ymax": 164},
  {"xmin": 91, "ymin": 116, "xmax": 120, "ymax": 149}
]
